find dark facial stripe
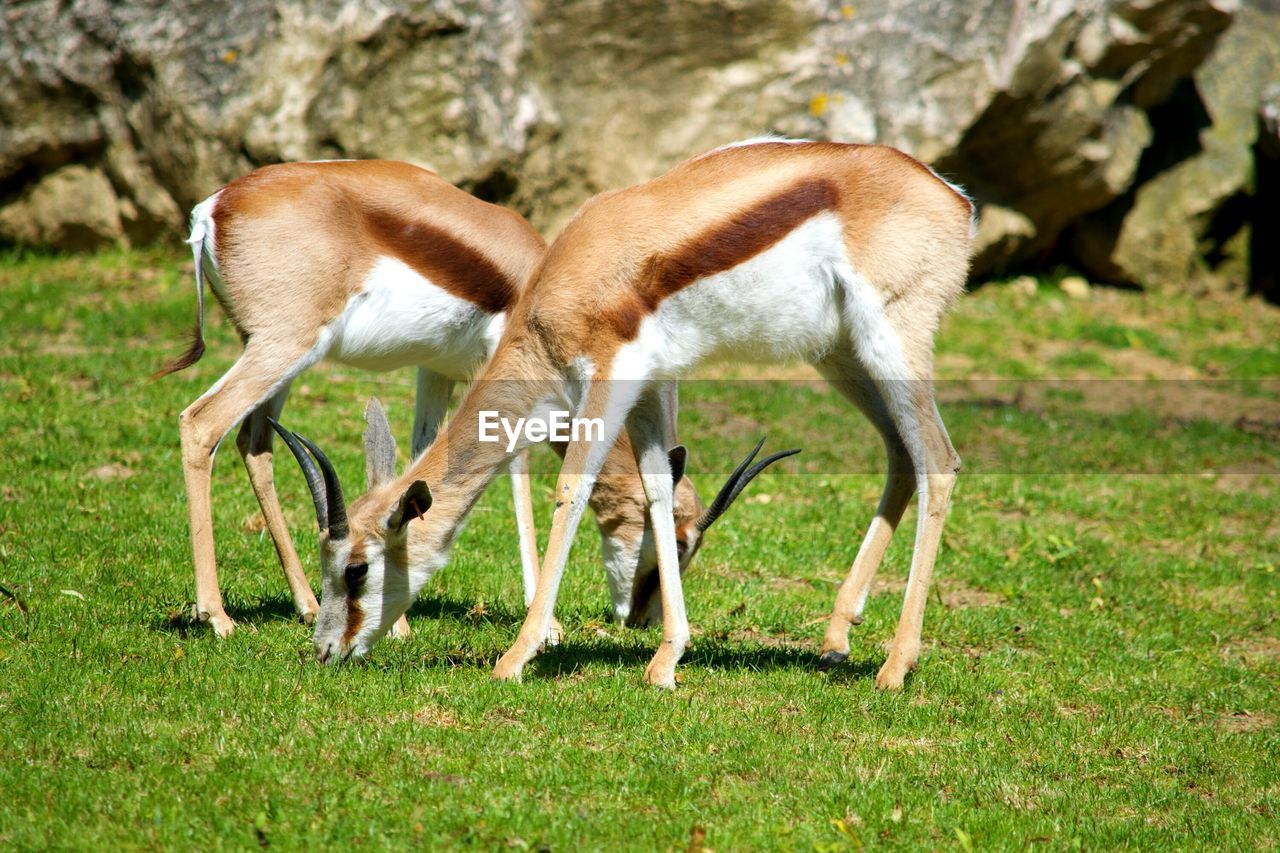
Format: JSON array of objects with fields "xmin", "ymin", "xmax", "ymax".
[
  {"xmin": 365, "ymin": 210, "xmax": 518, "ymax": 314},
  {"xmin": 340, "ymin": 543, "xmax": 368, "ymax": 648},
  {"xmin": 611, "ymin": 179, "xmax": 841, "ymax": 338},
  {"xmin": 342, "ymin": 598, "xmax": 364, "ymax": 647}
]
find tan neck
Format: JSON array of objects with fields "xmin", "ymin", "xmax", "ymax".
[{"xmin": 402, "ymin": 332, "xmax": 561, "ymax": 557}]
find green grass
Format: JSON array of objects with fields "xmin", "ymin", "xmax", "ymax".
[{"xmin": 1, "ymin": 248, "xmax": 1277, "ymax": 849}]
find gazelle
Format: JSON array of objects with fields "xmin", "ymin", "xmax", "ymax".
[
  {"xmin": 284, "ymin": 139, "xmax": 967, "ymax": 690},
  {"xmin": 156, "ymin": 160, "xmax": 747, "ymax": 640}
]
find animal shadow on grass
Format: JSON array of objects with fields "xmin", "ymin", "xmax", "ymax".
[
  {"xmin": 151, "ymin": 595, "xmax": 300, "ymax": 637},
  {"xmin": 816, "ymin": 653, "xmax": 894, "ymax": 685},
  {"xmin": 406, "ymin": 594, "xmax": 524, "ymax": 627},
  {"xmin": 526, "ymin": 631, "xmax": 833, "ymax": 680},
  {"xmin": 401, "ymin": 595, "xmax": 826, "ymax": 677},
  {"xmin": 398, "ymin": 596, "xmax": 888, "ymax": 681},
  {"xmin": 151, "ymin": 590, "xmax": 890, "ymax": 685}
]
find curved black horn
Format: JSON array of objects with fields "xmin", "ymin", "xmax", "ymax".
[
  {"xmin": 269, "ymin": 418, "xmax": 330, "ymax": 533},
  {"xmin": 292, "ymin": 432, "xmax": 349, "ymax": 541},
  {"xmin": 696, "ymin": 437, "xmax": 801, "ymax": 533},
  {"xmin": 268, "ymin": 419, "xmax": 349, "ymax": 540}
]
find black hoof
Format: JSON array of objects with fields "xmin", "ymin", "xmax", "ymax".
[{"xmin": 816, "ymin": 650, "xmax": 848, "ymax": 671}]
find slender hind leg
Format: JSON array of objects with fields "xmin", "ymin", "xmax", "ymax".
[
  {"xmin": 822, "ymin": 277, "xmax": 962, "ymax": 688},
  {"xmin": 814, "ymin": 356, "xmax": 916, "ymax": 669},
  {"xmin": 874, "ymin": 379, "xmax": 960, "ymax": 689},
  {"xmin": 236, "ymin": 384, "xmax": 320, "ymax": 623},
  {"xmin": 181, "ymin": 341, "xmax": 318, "ymax": 637}
]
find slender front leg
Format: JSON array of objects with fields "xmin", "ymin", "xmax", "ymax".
[
  {"xmin": 411, "ymin": 368, "xmax": 454, "ymax": 457},
  {"xmin": 626, "ymin": 383, "xmax": 688, "ymax": 689},
  {"xmin": 493, "ymin": 375, "xmax": 643, "ymax": 682}
]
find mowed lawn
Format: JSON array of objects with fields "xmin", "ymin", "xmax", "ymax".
[{"xmin": 1, "ymin": 247, "xmax": 1277, "ymax": 849}]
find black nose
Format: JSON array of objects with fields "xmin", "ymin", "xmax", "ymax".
[{"xmin": 315, "ymin": 641, "xmax": 337, "ymax": 664}]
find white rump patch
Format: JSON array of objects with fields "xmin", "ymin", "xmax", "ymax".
[{"xmin": 920, "ymin": 164, "xmax": 978, "ymax": 239}]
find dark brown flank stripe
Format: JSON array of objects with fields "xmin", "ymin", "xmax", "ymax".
[
  {"xmin": 365, "ymin": 210, "xmax": 519, "ymax": 314},
  {"xmin": 611, "ymin": 178, "xmax": 842, "ymax": 339}
]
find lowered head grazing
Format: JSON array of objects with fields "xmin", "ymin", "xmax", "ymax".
[{"xmin": 271, "ymin": 399, "xmax": 433, "ymax": 664}]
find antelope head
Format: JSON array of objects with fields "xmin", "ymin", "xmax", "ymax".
[
  {"xmin": 623, "ymin": 438, "xmax": 800, "ymax": 628},
  {"xmin": 271, "ymin": 399, "xmax": 434, "ymax": 664}
]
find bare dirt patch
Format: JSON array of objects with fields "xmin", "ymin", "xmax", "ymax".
[
  {"xmin": 1225, "ymin": 635, "xmax": 1280, "ymax": 666},
  {"xmin": 1105, "ymin": 348, "xmax": 1201, "ymax": 380},
  {"xmin": 936, "ymin": 351, "xmax": 978, "ymax": 373},
  {"xmin": 1218, "ymin": 710, "xmax": 1276, "ymax": 733},
  {"xmin": 241, "ymin": 513, "xmax": 268, "ymax": 534},
  {"xmin": 729, "ymin": 627, "xmax": 804, "ymax": 649},
  {"xmin": 1056, "ymin": 703, "xmax": 1102, "ymax": 720},
  {"xmin": 937, "ymin": 378, "xmax": 1280, "ymax": 429},
  {"xmin": 943, "ymin": 584, "xmax": 1004, "ymax": 609},
  {"xmin": 872, "ymin": 577, "xmax": 1003, "ymax": 609},
  {"xmin": 691, "ymin": 362, "xmax": 822, "ymax": 381},
  {"xmin": 84, "ymin": 463, "xmax": 134, "ymax": 481},
  {"xmin": 411, "ymin": 704, "xmax": 459, "ymax": 728},
  {"xmin": 1215, "ymin": 464, "xmax": 1280, "ymax": 494},
  {"xmin": 1192, "ymin": 583, "xmax": 1252, "ymax": 611}
]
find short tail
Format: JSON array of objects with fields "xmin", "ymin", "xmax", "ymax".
[{"xmin": 153, "ymin": 206, "xmax": 211, "ymax": 379}]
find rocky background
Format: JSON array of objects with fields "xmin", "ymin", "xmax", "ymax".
[{"xmin": 1, "ymin": 0, "xmax": 1276, "ymax": 297}]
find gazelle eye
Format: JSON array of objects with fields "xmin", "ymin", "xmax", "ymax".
[
  {"xmin": 345, "ymin": 563, "xmax": 368, "ymax": 593},
  {"xmin": 676, "ymin": 539, "xmax": 689, "ymax": 559}
]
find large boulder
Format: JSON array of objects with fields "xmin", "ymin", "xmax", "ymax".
[
  {"xmin": 0, "ymin": 0, "xmax": 1251, "ymax": 289},
  {"xmin": 0, "ymin": 164, "xmax": 123, "ymax": 249},
  {"xmin": 516, "ymin": 0, "xmax": 1233, "ymax": 244},
  {"xmin": 1070, "ymin": 3, "xmax": 1280, "ymax": 291},
  {"xmin": 0, "ymin": 0, "xmax": 539, "ymax": 246}
]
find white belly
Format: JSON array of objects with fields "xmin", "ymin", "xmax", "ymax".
[
  {"xmin": 632, "ymin": 213, "xmax": 847, "ymax": 377},
  {"xmin": 326, "ymin": 256, "xmax": 502, "ymax": 377}
]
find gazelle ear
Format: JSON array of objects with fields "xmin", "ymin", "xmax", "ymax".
[
  {"xmin": 364, "ymin": 397, "xmax": 398, "ymax": 489},
  {"xmin": 668, "ymin": 445, "xmax": 688, "ymax": 488},
  {"xmin": 387, "ymin": 480, "xmax": 432, "ymax": 531}
]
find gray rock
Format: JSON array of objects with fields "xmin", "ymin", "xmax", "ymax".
[
  {"xmin": 0, "ymin": 0, "xmax": 1248, "ymax": 289},
  {"xmin": 1071, "ymin": 3, "xmax": 1280, "ymax": 291},
  {"xmin": 0, "ymin": 164, "xmax": 124, "ymax": 249}
]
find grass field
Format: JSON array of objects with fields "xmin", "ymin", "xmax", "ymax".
[{"xmin": 1, "ymin": 247, "xmax": 1277, "ymax": 849}]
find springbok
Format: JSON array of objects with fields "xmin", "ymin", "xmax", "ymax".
[
  {"xmin": 157, "ymin": 160, "xmax": 769, "ymax": 640},
  {"xmin": 280, "ymin": 138, "xmax": 970, "ymax": 690}
]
